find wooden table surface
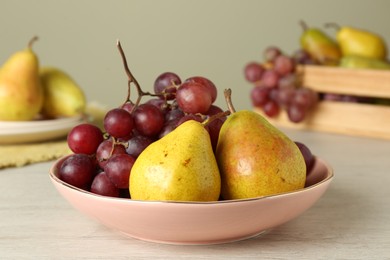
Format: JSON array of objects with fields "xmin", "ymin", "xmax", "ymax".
[{"xmin": 1, "ymin": 128, "xmax": 389, "ymax": 259}]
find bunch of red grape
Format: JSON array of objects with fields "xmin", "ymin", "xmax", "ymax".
[
  {"xmin": 245, "ymin": 46, "xmax": 319, "ymax": 123},
  {"xmin": 59, "ymin": 72, "xmax": 227, "ymax": 198}
]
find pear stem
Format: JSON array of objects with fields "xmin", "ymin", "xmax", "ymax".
[
  {"xmin": 28, "ymin": 36, "xmax": 39, "ymax": 49},
  {"xmin": 224, "ymin": 88, "xmax": 236, "ymax": 113},
  {"xmin": 299, "ymin": 20, "xmax": 308, "ymax": 32},
  {"xmin": 324, "ymin": 22, "xmax": 341, "ymax": 31},
  {"xmin": 116, "ymin": 40, "xmax": 170, "ymax": 112}
]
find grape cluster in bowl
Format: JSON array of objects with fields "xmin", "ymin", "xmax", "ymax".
[{"xmin": 58, "ymin": 43, "xmax": 229, "ymax": 198}]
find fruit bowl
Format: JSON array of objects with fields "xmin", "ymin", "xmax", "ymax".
[{"xmin": 49, "ymin": 156, "xmax": 333, "ymax": 245}]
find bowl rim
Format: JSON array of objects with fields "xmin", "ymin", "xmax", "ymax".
[{"xmin": 49, "ymin": 155, "xmax": 334, "ymax": 205}]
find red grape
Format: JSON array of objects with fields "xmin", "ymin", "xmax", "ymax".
[
  {"xmin": 184, "ymin": 76, "xmax": 218, "ymax": 103},
  {"xmin": 288, "ymin": 104, "xmax": 306, "ymax": 123},
  {"xmin": 59, "ymin": 154, "xmax": 95, "ymax": 190},
  {"xmin": 293, "ymin": 88, "xmax": 317, "ymax": 109},
  {"xmin": 293, "ymin": 49, "xmax": 318, "ymax": 65},
  {"xmin": 67, "ymin": 124, "xmax": 104, "ymax": 155},
  {"xmin": 158, "ymin": 121, "xmax": 178, "ymax": 139},
  {"xmin": 264, "ymin": 46, "xmax": 282, "ymax": 62},
  {"xmin": 104, "ymin": 108, "xmax": 134, "ymax": 138},
  {"xmin": 295, "ymin": 141, "xmax": 314, "ymax": 174},
  {"xmin": 251, "ymin": 86, "xmax": 270, "ymax": 107},
  {"xmin": 244, "ymin": 62, "xmax": 265, "ymax": 83},
  {"xmin": 274, "ymin": 55, "xmax": 295, "ymax": 76},
  {"xmin": 276, "ymin": 86, "xmax": 295, "ymax": 108},
  {"xmin": 121, "ymin": 101, "xmax": 135, "ymax": 113},
  {"xmin": 176, "ymin": 114, "xmax": 204, "ymax": 127},
  {"xmin": 154, "ymin": 72, "xmax": 181, "ymax": 100},
  {"xmin": 341, "ymin": 95, "xmax": 359, "ymax": 103},
  {"xmin": 119, "ymin": 188, "xmax": 131, "ymax": 198},
  {"xmin": 176, "ymin": 81, "xmax": 212, "ymax": 114},
  {"xmin": 126, "ymin": 135, "xmax": 153, "ymax": 158},
  {"xmin": 165, "ymin": 108, "xmax": 184, "ymax": 122},
  {"xmin": 205, "ymin": 118, "xmax": 225, "ymax": 153},
  {"xmin": 96, "ymin": 139, "xmax": 126, "ymax": 168},
  {"xmin": 90, "ymin": 171, "xmax": 120, "ymax": 197},
  {"xmin": 146, "ymin": 98, "xmax": 169, "ymax": 114},
  {"xmin": 104, "ymin": 154, "xmax": 136, "ymax": 189},
  {"xmin": 205, "ymin": 105, "xmax": 224, "ymax": 116},
  {"xmin": 262, "ymin": 100, "xmax": 280, "ymax": 117},
  {"xmin": 322, "ymin": 93, "xmax": 343, "ymax": 101},
  {"xmin": 278, "ymin": 73, "xmax": 298, "ymax": 89},
  {"xmin": 133, "ymin": 103, "xmax": 165, "ymax": 137},
  {"xmin": 261, "ymin": 69, "xmax": 279, "ymax": 88}
]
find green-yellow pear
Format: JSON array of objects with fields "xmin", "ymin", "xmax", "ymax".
[
  {"xmin": 0, "ymin": 37, "xmax": 43, "ymax": 121},
  {"xmin": 216, "ymin": 92, "xmax": 306, "ymax": 200},
  {"xmin": 130, "ymin": 120, "xmax": 221, "ymax": 202},
  {"xmin": 299, "ymin": 21, "xmax": 341, "ymax": 65},
  {"xmin": 339, "ymin": 55, "xmax": 390, "ymax": 70},
  {"xmin": 40, "ymin": 67, "xmax": 86, "ymax": 118}
]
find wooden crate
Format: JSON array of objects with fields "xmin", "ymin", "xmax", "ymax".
[{"xmin": 255, "ymin": 65, "xmax": 390, "ymax": 140}]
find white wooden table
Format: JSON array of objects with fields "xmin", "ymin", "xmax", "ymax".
[{"xmin": 1, "ymin": 128, "xmax": 389, "ymax": 259}]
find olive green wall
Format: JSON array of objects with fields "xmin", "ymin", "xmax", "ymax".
[{"xmin": 1, "ymin": 0, "xmax": 389, "ymax": 110}]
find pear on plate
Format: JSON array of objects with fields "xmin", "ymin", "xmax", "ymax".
[
  {"xmin": 0, "ymin": 37, "xmax": 43, "ymax": 121},
  {"xmin": 40, "ymin": 67, "xmax": 86, "ymax": 118},
  {"xmin": 216, "ymin": 90, "xmax": 306, "ymax": 200},
  {"xmin": 129, "ymin": 120, "xmax": 221, "ymax": 202}
]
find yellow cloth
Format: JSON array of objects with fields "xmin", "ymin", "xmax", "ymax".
[
  {"xmin": 0, "ymin": 140, "xmax": 71, "ymax": 169},
  {"xmin": 0, "ymin": 102, "xmax": 107, "ymax": 169}
]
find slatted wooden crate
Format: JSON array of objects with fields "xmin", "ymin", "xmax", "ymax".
[{"xmin": 255, "ymin": 65, "xmax": 390, "ymax": 140}]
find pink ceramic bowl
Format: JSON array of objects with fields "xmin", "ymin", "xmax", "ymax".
[{"xmin": 49, "ymin": 156, "xmax": 334, "ymax": 245}]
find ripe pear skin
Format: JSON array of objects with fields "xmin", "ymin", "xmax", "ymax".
[
  {"xmin": 216, "ymin": 110, "xmax": 306, "ymax": 200},
  {"xmin": 336, "ymin": 26, "xmax": 387, "ymax": 60},
  {"xmin": 130, "ymin": 120, "xmax": 221, "ymax": 202},
  {"xmin": 0, "ymin": 39, "xmax": 43, "ymax": 121},
  {"xmin": 40, "ymin": 67, "xmax": 86, "ymax": 118},
  {"xmin": 300, "ymin": 22, "xmax": 341, "ymax": 65}
]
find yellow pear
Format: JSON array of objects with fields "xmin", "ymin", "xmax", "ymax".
[
  {"xmin": 130, "ymin": 120, "xmax": 221, "ymax": 202},
  {"xmin": 40, "ymin": 67, "xmax": 86, "ymax": 118},
  {"xmin": 216, "ymin": 109, "xmax": 306, "ymax": 200},
  {"xmin": 327, "ymin": 23, "xmax": 387, "ymax": 60},
  {"xmin": 0, "ymin": 37, "xmax": 43, "ymax": 121}
]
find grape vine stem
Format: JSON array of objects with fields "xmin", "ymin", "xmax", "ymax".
[
  {"xmin": 116, "ymin": 40, "xmax": 161, "ymax": 112},
  {"xmin": 202, "ymin": 110, "xmax": 231, "ymax": 126}
]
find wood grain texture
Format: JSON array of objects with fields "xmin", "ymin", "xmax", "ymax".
[
  {"xmin": 255, "ymin": 66, "xmax": 390, "ymax": 140},
  {"xmin": 297, "ymin": 65, "xmax": 390, "ymax": 98},
  {"xmin": 255, "ymin": 101, "xmax": 390, "ymax": 140},
  {"xmin": 1, "ymin": 129, "xmax": 389, "ymax": 259}
]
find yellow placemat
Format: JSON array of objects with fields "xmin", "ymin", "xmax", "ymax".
[
  {"xmin": 0, "ymin": 102, "xmax": 107, "ymax": 169},
  {"xmin": 0, "ymin": 140, "xmax": 71, "ymax": 169}
]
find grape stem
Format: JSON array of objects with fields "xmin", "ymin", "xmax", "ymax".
[
  {"xmin": 202, "ymin": 110, "xmax": 231, "ymax": 126},
  {"xmin": 224, "ymin": 88, "xmax": 236, "ymax": 113},
  {"xmin": 116, "ymin": 40, "xmax": 162, "ymax": 112}
]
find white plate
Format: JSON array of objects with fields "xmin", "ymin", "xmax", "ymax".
[{"xmin": 0, "ymin": 116, "xmax": 84, "ymax": 144}]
